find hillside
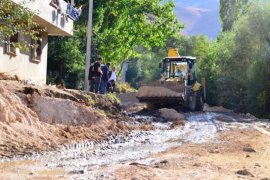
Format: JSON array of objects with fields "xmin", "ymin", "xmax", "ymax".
[{"xmin": 174, "ymin": 0, "xmax": 221, "ymax": 39}]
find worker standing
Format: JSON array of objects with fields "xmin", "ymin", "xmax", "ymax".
[
  {"xmin": 108, "ymin": 66, "xmax": 117, "ymax": 93},
  {"xmin": 100, "ymin": 63, "xmax": 110, "ymax": 94},
  {"xmin": 92, "ymin": 57, "xmax": 103, "ymax": 93}
]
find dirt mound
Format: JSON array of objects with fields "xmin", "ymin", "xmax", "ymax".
[
  {"xmin": 204, "ymin": 104, "xmax": 233, "ymax": 113},
  {"xmin": 0, "ymin": 73, "xmax": 18, "ymax": 81},
  {"xmin": 118, "ymin": 92, "xmax": 140, "ymax": 105},
  {"xmin": 156, "ymin": 108, "xmax": 186, "ymax": 122},
  {"xmin": 0, "ymin": 83, "xmax": 57, "ymax": 157},
  {"xmin": 1, "ymin": 80, "xmax": 127, "ymax": 122},
  {"xmin": 0, "ymin": 81, "xmax": 125, "ymax": 157},
  {"xmin": 117, "ymin": 92, "xmax": 146, "ymax": 112},
  {"xmin": 30, "ymin": 95, "xmax": 105, "ymax": 126}
]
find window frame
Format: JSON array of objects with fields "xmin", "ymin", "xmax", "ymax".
[
  {"xmin": 4, "ymin": 33, "xmax": 19, "ymax": 57},
  {"xmin": 30, "ymin": 34, "xmax": 43, "ymax": 63}
]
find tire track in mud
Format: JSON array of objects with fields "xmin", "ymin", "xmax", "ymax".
[{"xmin": 1, "ymin": 111, "xmax": 270, "ymax": 179}]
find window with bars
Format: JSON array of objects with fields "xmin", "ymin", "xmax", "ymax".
[
  {"xmin": 31, "ymin": 36, "xmax": 43, "ymax": 63},
  {"xmin": 4, "ymin": 33, "xmax": 18, "ymax": 56}
]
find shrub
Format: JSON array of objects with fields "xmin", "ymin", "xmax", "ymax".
[{"xmin": 115, "ymin": 82, "xmax": 137, "ymax": 93}]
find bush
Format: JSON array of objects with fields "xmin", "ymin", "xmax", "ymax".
[
  {"xmin": 115, "ymin": 82, "xmax": 137, "ymax": 93},
  {"xmin": 106, "ymin": 93, "xmax": 121, "ymax": 104}
]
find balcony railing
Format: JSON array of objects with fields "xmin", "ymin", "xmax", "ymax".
[
  {"xmin": 50, "ymin": 0, "xmax": 82, "ymax": 21},
  {"xmin": 11, "ymin": 0, "xmax": 75, "ymax": 35}
]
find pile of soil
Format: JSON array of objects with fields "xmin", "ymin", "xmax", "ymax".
[
  {"xmin": 0, "ymin": 80, "xmax": 128, "ymax": 157},
  {"xmin": 0, "ymin": 83, "xmax": 57, "ymax": 157},
  {"xmin": 156, "ymin": 108, "xmax": 185, "ymax": 122},
  {"xmin": 204, "ymin": 103, "xmax": 233, "ymax": 112},
  {"xmin": 117, "ymin": 92, "xmax": 146, "ymax": 112}
]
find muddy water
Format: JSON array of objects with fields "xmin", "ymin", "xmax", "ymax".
[{"xmin": 0, "ymin": 112, "xmax": 269, "ymax": 180}]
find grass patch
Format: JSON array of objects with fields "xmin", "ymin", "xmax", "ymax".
[
  {"xmin": 84, "ymin": 94, "xmax": 95, "ymax": 106},
  {"xmin": 115, "ymin": 82, "xmax": 137, "ymax": 93},
  {"xmin": 106, "ymin": 93, "xmax": 121, "ymax": 104},
  {"xmin": 96, "ymin": 109, "xmax": 107, "ymax": 117}
]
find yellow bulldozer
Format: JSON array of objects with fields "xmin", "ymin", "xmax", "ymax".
[{"xmin": 136, "ymin": 48, "xmax": 205, "ymax": 111}]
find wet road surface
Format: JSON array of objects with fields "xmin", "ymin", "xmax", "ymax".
[{"xmin": 0, "ymin": 111, "xmax": 269, "ymax": 179}]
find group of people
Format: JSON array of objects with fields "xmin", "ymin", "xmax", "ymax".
[{"xmin": 88, "ymin": 57, "xmax": 116, "ymax": 94}]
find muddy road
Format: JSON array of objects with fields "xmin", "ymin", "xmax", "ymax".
[{"xmin": 1, "ymin": 109, "xmax": 270, "ymax": 180}]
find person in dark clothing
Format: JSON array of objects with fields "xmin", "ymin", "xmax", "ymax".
[
  {"xmin": 88, "ymin": 64, "xmax": 95, "ymax": 92},
  {"xmin": 92, "ymin": 57, "xmax": 103, "ymax": 93},
  {"xmin": 100, "ymin": 62, "xmax": 110, "ymax": 94}
]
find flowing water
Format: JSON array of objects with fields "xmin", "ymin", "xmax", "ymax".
[{"xmin": 1, "ymin": 111, "xmax": 269, "ymax": 179}]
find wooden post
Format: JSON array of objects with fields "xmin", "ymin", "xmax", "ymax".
[{"xmin": 84, "ymin": 0, "xmax": 93, "ymax": 91}]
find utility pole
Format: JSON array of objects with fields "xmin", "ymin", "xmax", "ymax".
[{"xmin": 84, "ymin": 0, "xmax": 93, "ymax": 91}]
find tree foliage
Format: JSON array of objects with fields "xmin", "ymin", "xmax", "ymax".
[
  {"xmin": 216, "ymin": 0, "xmax": 270, "ymax": 117},
  {"xmin": 46, "ymin": 0, "xmax": 270, "ymax": 118},
  {"xmin": 47, "ymin": 0, "xmax": 183, "ymax": 88},
  {"xmin": 92, "ymin": 0, "xmax": 183, "ymax": 65},
  {"xmin": 0, "ymin": 0, "xmax": 43, "ymax": 49},
  {"xmin": 47, "ymin": 25, "xmax": 87, "ymax": 88},
  {"xmin": 126, "ymin": 0, "xmax": 270, "ymax": 118},
  {"xmin": 220, "ymin": 0, "xmax": 250, "ymax": 31}
]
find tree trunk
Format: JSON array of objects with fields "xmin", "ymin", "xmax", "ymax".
[
  {"xmin": 60, "ymin": 59, "xmax": 64, "ymax": 84},
  {"xmin": 74, "ymin": 73, "xmax": 79, "ymax": 89},
  {"xmin": 117, "ymin": 60, "xmax": 127, "ymax": 78},
  {"xmin": 117, "ymin": 50, "xmax": 130, "ymax": 78}
]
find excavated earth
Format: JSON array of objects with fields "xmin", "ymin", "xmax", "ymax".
[
  {"xmin": 0, "ymin": 79, "xmax": 270, "ymax": 179},
  {"xmin": 0, "ymin": 80, "xmax": 130, "ymax": 158}
]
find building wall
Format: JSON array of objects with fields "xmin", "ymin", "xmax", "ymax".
[
  {"xmin": 0, "ymin": 0, "xmax": 75, "ymax": 85},
  {"xmin": 12, "ymin": 0, "xmax": 73, "ymax": 36},
  {"xmin": 0, "ymin": 33, "xmax": 48, "ymax": 85}
]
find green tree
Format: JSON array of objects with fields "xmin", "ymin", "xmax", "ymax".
[
  {"xmin": 48, "ymin": 0, "xmax": 183, "ymax": 88},
  {"xmin": 93, "ymin": 0, "xmax": 183, "ymax": 74},
  {"xmin": 217, "ymin": 1, "xmax": 270, "ymax": 117},
  {"xmin": 47, "ymin": 25, "xmax": 87, "ymax": 88},
  {"xmin": 220, "ymin": 0, "xmax": 250, "ymax": 31},
  {"xmin": 0, "ymin": 0, "xmax": 42, "ymax": 49}
]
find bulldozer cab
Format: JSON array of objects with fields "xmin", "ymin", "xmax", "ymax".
[{"xmin": 162, "ymin": 56, "xmax": 196, "ymax": 86}]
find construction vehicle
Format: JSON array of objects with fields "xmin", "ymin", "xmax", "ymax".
[{"xmin": 136, "ymin": 48, "xmax": 205, "ymax": 111}]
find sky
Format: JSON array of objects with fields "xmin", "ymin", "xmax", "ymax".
[{"xmin": 174, "ymin": 0, "xmax": 221, "ymax": 39}]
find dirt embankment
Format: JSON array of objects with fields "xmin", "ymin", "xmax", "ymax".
[{"xmin": 0, "ymin": 80, "xmax": 129, "ymax": 157}]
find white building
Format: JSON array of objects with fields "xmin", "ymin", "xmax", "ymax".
[{"xmin": 0, "ymin": 0, "xmax": 76, "ymax": 85}]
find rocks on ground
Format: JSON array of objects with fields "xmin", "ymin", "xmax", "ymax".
[
  {"xmin": 117, "ymin": 92, "xmax": 146, "ymax": 112},
  {"xmin": 156, "ymin": 108, "xmax": 186, "ymax": 122},
  {"xmin": 243, "ymin": 144, "xmax": 256, "ymax": 153},
  {"xmin": 203, "ymin": 103, "xmax": 233, "ymax": 113},
  {"xmin": 236, "ymin": 169, "xmax": 254, "ymax": 177}
]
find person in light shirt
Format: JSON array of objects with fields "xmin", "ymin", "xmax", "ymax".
[{"xmin": 107, "ymin": 66, "xmax": 117, "ymax": 93}]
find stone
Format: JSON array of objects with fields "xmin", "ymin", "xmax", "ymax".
[
  {"xmin": 156, "ymin": 108, "xmax": 185, "ymax": 122},
  {"xmin": 243, "ymin": 146, "xmax": 256, "ymax": 153},
  {"xmin": 116, "ymin": 121, "xmax": 126, "ymax": 130},
  {"xmin": 160, "ymin": 160, "xmax": 169, "ymax": 164},
  {"xmin": 236, "ymin": 169, "xmax": 254, "ymax": 177}
]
